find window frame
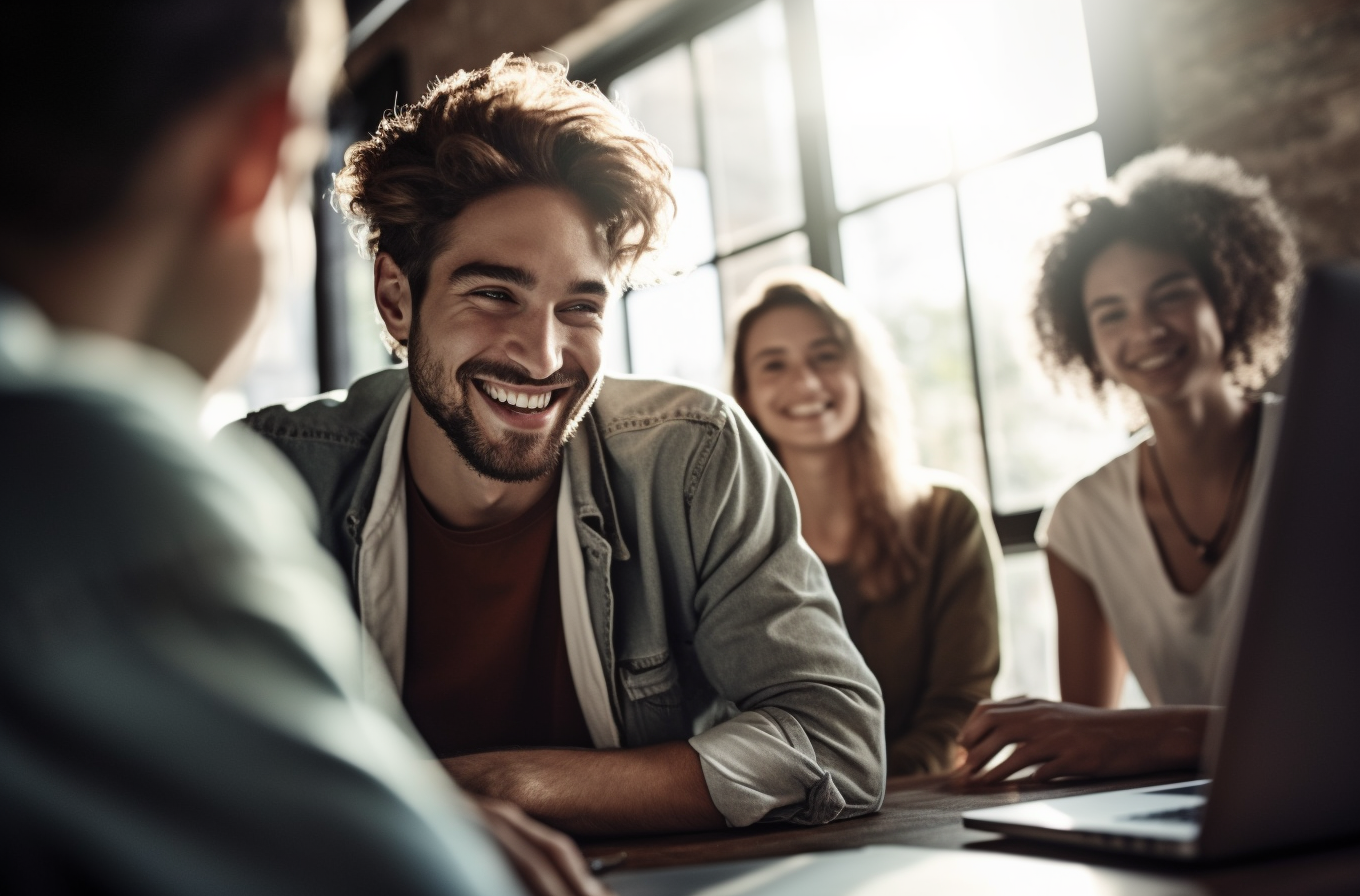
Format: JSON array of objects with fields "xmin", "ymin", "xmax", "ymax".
[{"xmin": 574, "ymin": 0, "xmax": 1155, "ymax": 550}]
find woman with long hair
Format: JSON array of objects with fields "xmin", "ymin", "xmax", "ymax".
[
  {"xmin": 731, "ymin": 266, "xmax": 1001, "ymax": 776},
  {"xmin": 958, "ymin": 147, "xmax": 1301, "ymax": 783}
]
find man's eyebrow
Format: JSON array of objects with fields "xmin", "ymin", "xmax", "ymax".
[
  {"xmin": 569, "ymin": 279, "xmax": 611, "ymax": 298},
  {"xmin": 448, "ymin": 262, "xmax": 536, "ymax": 289}
]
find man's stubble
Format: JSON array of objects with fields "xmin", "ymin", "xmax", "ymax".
[{"xmin": 406, "ymin": 318, "xmax": 601, "ymax": 484}]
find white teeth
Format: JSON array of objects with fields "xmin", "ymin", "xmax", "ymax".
[
  {"xmin": 481, "ymin": 382, "xmax": 552, "ymax": 411},
  {"xmin": 786, "ymin": 402, "xmax": 829, "ymax": 418},
  {"xmin": 1134, "ymin": 352, "xmax": 1175, "ymax": 371}
]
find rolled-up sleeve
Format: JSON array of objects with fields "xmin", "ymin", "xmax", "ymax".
[{"xmin": 684, "ymin": 406, "xmax": 886, "ymax": 826}]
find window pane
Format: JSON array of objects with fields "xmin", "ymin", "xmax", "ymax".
[
  {"xmin": 949, "ymin": 0, "xmax": 1098, "ymax": 169},
  {"xmin": 602, "ymin": 292, "xmax": 630, "ymax": 377},
  {"xmin": 716, "ymin": 231, "xmax": 810, "ymax": 332},
  {"xmin": 816, "ymin": 0, "xmax": 1097, "ymax": 211},
  {"xmin": 660, "ymin": 167, "xmax": 716, "ymax": 273},
  {"xmin": 344, "ymin": 247, "xmax": 395, "ymax": 381},
  {"xmin": 624, "ymin": 265, "xmax": 725, "ymax": 391},
  {"xmin": 610, "ymin": 45, "xmax": 701, "ymax": 169},
  {"xmin": 996, "ymin": 551, "xmax": 1150, "ymax": 706},
  {"xmin": 840, "ymin": 185, "xmax": 988, "ymax": 492},
  {"xmin": 959, "ymin": 133, "xmax": 1130, "ymax": 513},
  {"xmin": 993, "ymin": 551, "xmax": 1059, "ymax": 700},
  {"xmin": 816, "ymin": 0, "xmax": 953, "ymax": 210},
  {"xmin": 612, "ymin": 48, "xmax": 715, "ymax": 274},
  {"xmin": 693, "ymin": 0, "xmax": 804, "ymax": 254}
]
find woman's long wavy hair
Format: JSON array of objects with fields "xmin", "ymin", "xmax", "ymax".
[{"xmin": 730, "ymin": 267, "xmax": 927, "ymax": 602}]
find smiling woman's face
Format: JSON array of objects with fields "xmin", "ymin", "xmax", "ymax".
[
  {"xmin": 1081, "ymin": 240, "xmax": 1228, "ymax": 406},
  {"xmin": 741, "ymin": 304, "xmax": 862, "ymax": 455}
]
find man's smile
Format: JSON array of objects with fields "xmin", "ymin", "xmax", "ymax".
[{"xmin": 477, "ymin": 379, "xmax": 563, "ymax": 413}]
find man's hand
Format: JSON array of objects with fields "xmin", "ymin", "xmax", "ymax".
[
  {"xmin": 954, "ymin": 697, "xmax": 1210, "ymax": 785},
  {"xmin": 442, "ymin": 741, "xmax": 727, "ymax": 836},
  {"xmin": 476, "ymin": 797, "xmax": 612, "ymax": 896}
]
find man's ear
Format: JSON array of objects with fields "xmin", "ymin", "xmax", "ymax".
[
  {"xmin": 218, "ymin": 83, "xmax": 292, "ymax": 224},
  {"xmin": 375, "ymin": 252, "xmax": 413, "ymax": 346}
]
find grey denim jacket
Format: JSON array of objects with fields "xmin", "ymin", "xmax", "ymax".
[{"xmin": 243, "ymin": 368, "xmax": 886, "ymax": 826}]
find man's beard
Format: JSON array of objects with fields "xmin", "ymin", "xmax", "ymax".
[{"xmin": 407, "ymin": 324, "xmax": 599, "ymax": 484}]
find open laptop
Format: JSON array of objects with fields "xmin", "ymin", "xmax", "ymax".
[{"xmin": 962, "ymin": 264, "xmax": 1360, "ymax": 861}]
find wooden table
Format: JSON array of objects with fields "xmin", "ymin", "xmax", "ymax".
[{"xmin": 582, "ymin": 773, "xmax": 1360, "ymax": 894}]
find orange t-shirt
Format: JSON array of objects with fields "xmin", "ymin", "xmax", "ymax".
[{"xmin": 401, "ymin": 467, "xmax": 592, "ymax": 757}]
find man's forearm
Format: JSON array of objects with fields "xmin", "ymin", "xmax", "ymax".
[{"xmin": 439, "ymin": 741, "xmax": 727, "ymax": 836}]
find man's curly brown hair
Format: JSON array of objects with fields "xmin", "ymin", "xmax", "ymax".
[
  {"xmin": 333, "ymin": 54, "xmax": 674, "ymax": 353},
  {"xmin": 1033, "ymin": 146, "xmax": 1301, "ymax": 393}
]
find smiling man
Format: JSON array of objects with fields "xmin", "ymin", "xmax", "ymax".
[{"xmin": 244, "ymin": 55, "xmax": 885, "ymax": 836}]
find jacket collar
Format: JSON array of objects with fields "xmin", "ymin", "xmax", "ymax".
[
  {"xmin": 564, "ymin": 407, "xmax": 631, "ymax": 562},
  {"xmin": 346, "ymin": 370, "xmax": 413, "ymax": 546}
]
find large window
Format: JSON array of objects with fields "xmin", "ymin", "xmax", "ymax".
[
  {"xmin": 608, "ymin": 5, "xmax": 814, "ymax": 390},
  {"xmin": 584, "ymin": 0, "xmax": 1154, "ymax": 702}
]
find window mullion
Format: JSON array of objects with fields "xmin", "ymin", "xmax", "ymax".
[
  {"xmin": 779, "ymin": 0, "xmax": 841, "ymax": 282},
  {"xmin": 951, "ymin": 186, "xmax": 998, "ymax": 508}
]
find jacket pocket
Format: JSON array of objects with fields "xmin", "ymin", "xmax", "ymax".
[{"xmin": 619, "ymin": 651, "xmax": 681, "ymax": 705}]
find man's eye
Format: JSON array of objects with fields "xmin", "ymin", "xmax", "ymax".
[
  {"xmin": 562, "ymin": 302, "xmax": 603, "ymax": 317},
  {"xmin": 473, "ymin": 288, "xmax": 514, "ymax": 302}
]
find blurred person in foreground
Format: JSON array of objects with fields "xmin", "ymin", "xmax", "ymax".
[
  {"xmin": 730, "ymin": 267, "xmax": 1001, "ymax": 777},
  {"xmin": 242, "ymin": 56, "xmax": 885, "ymax": 836},
  {"xmin": 0, "ymin": 3, "xmax": 604, "ymax": 894},
  {"xmin": 957, "ymin": 148, "xmax": 1300, "ymax": 784}
]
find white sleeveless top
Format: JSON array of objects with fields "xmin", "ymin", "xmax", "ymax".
[{"xmin": 1037, "ymin": 396, "xmax": 1283, "ymax": 707}]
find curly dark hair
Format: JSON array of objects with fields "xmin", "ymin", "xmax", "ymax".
[
  {"xmin": 334, "ymin": 54, "xmax": 674, "ymax": 354},
  {"xmin": 1033, "ymin": 146, "xmax": 1301, "ymax": 393}
]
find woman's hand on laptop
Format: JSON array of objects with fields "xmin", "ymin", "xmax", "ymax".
[{"xmin": 953, "ymin": 698, "xmax": 1211, "ymax": 785}]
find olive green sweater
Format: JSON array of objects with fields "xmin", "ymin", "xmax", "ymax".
[{"xmin": 825, "ymin": 478, "xmax": 1001, "ymax": 776}]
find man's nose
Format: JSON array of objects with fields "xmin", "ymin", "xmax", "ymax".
[{"xmin": 505, "ymin": 307, "xmax": 564, "ymax": 381}]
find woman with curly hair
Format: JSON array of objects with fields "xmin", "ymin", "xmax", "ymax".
[
  {"xmin": 732, "ymin": 266, "xmax": 1001, "ymax": 776},
  {"xmin": 958, "ymin": 147, "xmax": 1301, "ymax": 783}
]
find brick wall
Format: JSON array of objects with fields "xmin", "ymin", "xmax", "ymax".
[{"xmin": 1145, "ymin": 0, "xmax": 1360, "ymax": 263}]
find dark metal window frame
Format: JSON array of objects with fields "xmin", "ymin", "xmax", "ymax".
[{"xmin": 574, "ymin": 0, "xmax": 1155, "ymax": 551}]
